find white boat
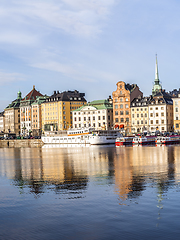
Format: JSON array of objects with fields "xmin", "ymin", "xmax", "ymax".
[
  {"xmin": 42, "ymin": 127, "xmax": 121, "ymax": 145},
  {"xmin": 155, "ymin": 135, "xmax": 180, "ymax": 145},
  {"xmin": 115, "ymin": 136, "xmax": 134, "ymax": 146},
  {"xmin": 89, "ymin": 130, "xmax": 121, "ymax": 145},
  {"xmin": 132, "ymin": 136, "xmax": 156, "ymax": 145}
]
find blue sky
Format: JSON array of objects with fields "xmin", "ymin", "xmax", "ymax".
[{"xmin": 1, "ymin": 0, "xmax": 180, "ymax": 111}]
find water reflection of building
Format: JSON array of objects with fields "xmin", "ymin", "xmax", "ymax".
[
  {"xmin": 114, "ymin": 146, "xmax": 176, "ymax": 203},
  {"xmin": 0, "ymin": 145, "xmax": 116, "ymax": 196}
]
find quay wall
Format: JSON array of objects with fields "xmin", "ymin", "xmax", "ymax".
[{"xmin": 0, "ymin": 139, "xmax": 44, "ymax": 148}]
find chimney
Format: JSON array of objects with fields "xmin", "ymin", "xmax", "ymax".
[
  {"xmin": 54, "ymin": 91, "xmax": 56, "ymax": 95},
  {"xmin": 33, "ymin": 85, "xmax": 35, "ymax": 90}
]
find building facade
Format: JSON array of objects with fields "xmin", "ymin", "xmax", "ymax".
[
  {"xmin": 72, "ymin": 97, "xmax": 113, "ymax": 130},
  {"xmin": 0, "ymin": 111, "xmax": 5, "ymax": 133},
  {"xmin": 131, "ymin": 96, "xmax": 152, "ymax": 133},
  {"xmin": 41, "ymin": 90, "xmax": 87, "ymax": 132},
  {"xmin": 4, "ymin": 91, "xmax": 22, "ymax": 135},
  {"xmin": 20, "ymin": 86, "xmax": 43, "ymax": 136},
  {"xmin": 148, "ymin": 91, "xmax": 173, "ymax": 132},
  {"xmin": 112, "ymin": 81, "xmax": 143, "ymax": 133},
  {"xmin": 31, "ymin": 96, "xmax": 48, "ymax": 136},
  {"xmin": 173, "ymin": 94, "xmax": 180, "ymax": 132}
]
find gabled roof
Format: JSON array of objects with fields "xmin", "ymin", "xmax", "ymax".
[{"xmin": 21, "ymin": 85, "xmax": 43, "ymax": 101}]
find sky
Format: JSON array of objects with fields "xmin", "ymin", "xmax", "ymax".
[{"xmin": 1, "ymin": 0, "xmax": 180, "ymax": 111}]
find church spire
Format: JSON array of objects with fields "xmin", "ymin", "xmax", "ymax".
[
  {"xmin": 155, "ymin": 54, "xmax": 160, "ymax": 84},
  {"xmin": 152, "ymin": 54, "xmax": 162, "ymax": 96}
]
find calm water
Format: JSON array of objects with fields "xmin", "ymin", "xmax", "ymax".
[{"xmin": 0, "ymin": 144, "xmax": 180, "ymax": 240}]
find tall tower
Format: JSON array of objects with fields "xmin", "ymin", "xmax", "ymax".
[{"xmin": 152, "ymin": 54, "xmax": 162, "ymax": 96}]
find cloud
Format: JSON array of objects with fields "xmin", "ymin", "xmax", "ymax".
[
  {"xmin": 30, "ymin": 59, "xmax": 119, "ymax": 84},
  {"xmin": 0, "ymin": 0, "xmax": 116, "ymax": 39},
  {"xmin": 0, "ymin": 70, "xmax": 25, "ymax": 86}
]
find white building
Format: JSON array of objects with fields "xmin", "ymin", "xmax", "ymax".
[
  {"xmin": 148, "ymin": 91, "xmax": 173, "ymax": 132},
  {"xmin": 0, "ymin": 112, "xmax": 5, "ymax": 133},
  {"xmin": 72, "ymin": 98, "xmax": 113, "ymax": 130}
]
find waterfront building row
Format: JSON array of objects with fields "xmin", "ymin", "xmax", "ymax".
[{"xmin": 0, "ymin": 56, "xmax": 180, "ymax": 136}]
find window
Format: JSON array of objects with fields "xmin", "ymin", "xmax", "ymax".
[
  {"xmin": 120, "ymin": 91, "xmax": 122, "ymax": 94},
  {"xmin": 125, "ymin": 111, "xmax": 129, "ymax": 115},
  {"xmin": 115, "ymin": 118, "xmax": 118, "ymax": 123},
  {"xmin": 162, "ymin": 127, "xmax": 164, "ymax": 130},
  {"xmin": 120, "ymin": 118, "xmax": 124, "ymax": 122},
  {"xmin": 176, "ymin": 108, "xmax": 178, "ymax": 112},
  {"xmin": 126, "ymin": 118, "xmax": 129, "ymax": 122},
  {"xmin": 161, "ymin": 112, "xmax": 164, "ymax": 116},
  {"xmin": 145, "ymin": 113, "xmax": 147, "ymax": 117},
  {"xmin": 120, "ymin": 111, "xmax": 123, "ymax": 115},
  {"xmin": 120, "ymin": 85, "xmax": 122, "ymax": 89},
  {"xmin": 98, "ymin": 116, "xmax": 101, "ymax": 120},
  {"xmin": 156, "ymin": 107, "xmax": 158, "ymax": 110},
  {"xmin": 161, "ymin": 107, "xmax": 164, "ymax": 110},
  {"xmin": 103, "ymin": 116, "xmax": 105, "ymax": 120},
  {"xmin": 156, "ymin": 120, "xmax": 159, "ymax": 124},
  {"xmin": 162, "ymin": 120, "xmax": 164, "ymax": 124},
  {"xmin": 151, "ymin": 120, "xmax": 153, "ymax": 124},
  {"xmin": 120, "ymin": 104, "xmax": 123, "ymax": 109},
  {"xmin": 115, "ymin": 111, "xmax": 118, "ymax": 115},
  {"xmin": 137, "ymin": 120, "xmax": 139, "ymax": 124},
  {"xmin": 115, "ymin": 99, "xmax": 117, "ymax": 103},
  {"xmin": 132, "ymin": 114, "xmax": 134, "ymax": 118},
  {"xmin": 137, "ymin": 114, "xmax": 139, "ymax": 117},
  {"xmin": 126, "ymin": 98, "xmax": 128, "ymax": 102},
  {"xmin": 79, "ymin": 117, "xmax": 81, "ymax": 121},
  {"xmin": 120, "ymin": 98, "xmax": 123, "ymax": 102},
  {"xmin": 137, "ymin": 108, "xmax": 139, "ymax": 111},
  {"xmin": 141, "ymin": 120, "xmax": 143, "ymax": 124},
  {"xmin": 141, "ymin": 114, "xmax": 143, "ymax": 117},
  {"xmin": 84, "ymin": 117, "xmax": 86, "ymax": 121},
  {"xmin": 176, "ymin": 116, "xmax": 179, "ymax": 120},
  {"xmin": 125, "ymin": 104, "xmax": 128, "ymax": 108},
  {"xmin": 115, "ymin": 105, "xmax": 118, "ymax": 109},
  {"xmin": 156, "ymin": 113, "xmax": 158, "ymax": 117},
  {"xmin": 176, "ymin": 123, "xmax": 179, "ymax": 128},
  {"xmin": 93, "ymin": 116, "xmax": 95, "ymax": 120},
  {"xmin": 150, "ymin": 113, "xmax": 153, "ymax": 117}
]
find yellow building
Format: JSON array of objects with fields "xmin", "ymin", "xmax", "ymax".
[
  {"xmin": 41, "ymin": 90, "xmax": 87, "ymax": 131},
  {"xmin": 173, "ymin": 95, "xmax": 180, "ymax": 132}
]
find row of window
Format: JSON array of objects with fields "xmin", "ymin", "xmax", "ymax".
[
  {"xmin": 114, "ymin": 104, "xmax": 129, "ymax": 109},
  {"xmin": 115, "ymin": 118, "xmax": 129, "ymax": 123},
  {"xmin": 74, "ymin": 116, "xmax": 108, "ymax": 121},
  {"xmin": 74, "ymin": 122, "xmax": 108, "ymax": 128},
  {"xmin": 132, "ymin": 113, "xmax": 147, "ymax": 118},
  {"xmin": 115, "ymin": 111, "xmax": 129, "ymax": 115}
]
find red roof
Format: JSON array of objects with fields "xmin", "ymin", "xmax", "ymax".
[{"xmin": 22, "ymin": 86, "xmax": 43, "ymax": 101}]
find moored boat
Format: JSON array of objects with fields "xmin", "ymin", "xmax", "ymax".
[
  {"xmin": 115, "ymin": 136, "xmax": 134, "ymax": 146},
  {"xmin": 42, "ymin": 127, "xmax": 121, "ymax": 145},
  {"xmin": 132, "ymin": 136, "xmax": 156, "ymax": 145},
  {"xmin": 155, "ymin": 135, "xmax": 180, "ymax": 145}
]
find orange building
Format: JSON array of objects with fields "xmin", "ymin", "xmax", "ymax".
[{"xmin": 112, "ymin": 81, "xmax": 143, "ymax": 133}]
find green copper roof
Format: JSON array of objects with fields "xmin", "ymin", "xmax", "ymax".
[
  {"xmin": 31, "ymin": 96, "xmax": 48, "ymax": 105},
  {"xmin": 73, "ymin": 99, "xmax": 113, "ymax": 112}
]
